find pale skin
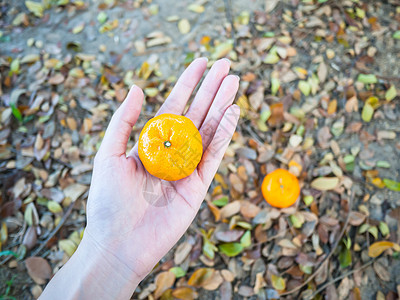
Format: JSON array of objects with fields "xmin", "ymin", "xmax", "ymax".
[{"xmin": 40, "ymin": 58, "xmax": 240, "ymax": 299}]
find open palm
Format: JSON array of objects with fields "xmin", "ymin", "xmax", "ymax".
[{"xmin": 84, "ymin": 58, "xmax": 240, "ymax": 282}]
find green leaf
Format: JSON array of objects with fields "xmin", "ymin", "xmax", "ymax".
[
  {"xmin": 240, "ymin": 231, "xmax": 251, "ymax": 248},
  {"xmin": 368, "ymin": 226, "xmax": 378, "ymax": 239},
  {"xmin": 376, "ymin": 161, "xmax": 390, "ymax": 168},
  {"xmin": 263, "ymin": 46, "xmax": 280, "ymax": 64},
  {"xmin": 271, "ymin": 274, "xmax": 286, "ymax": 291},
  {"xmin": 343, "ymin": 236, "xmax": 352, "ymax": 249},
  {"xmin": 57, "ymin": 0, "xmax": 69, "ymax": 5},
  {"xmin": 299, "ymin": 264, "xmax": 312, "ymax": 274},
  {"xmin": 47, "ymin": 201, "xmax": 63, "ymax": 214},
  {"xmin": 10, "ymin": 103, "xmax": 22, "ymax": 122},
  {"xmin": 211, "ymin": 40, "xmax": 233, "ymax": 60},
  {"xmin": 212, "ymin": 196, "xmax": 228, "ymax": 207},
  {"xmin": 303, "ymin": 195, "xmax": 314, "ymax": 206},
  {"xmin": 203, "ymin": 239, "xmax": 217, "ymax": 260},
  {"xmin": 10, "ymin": 59, "xmax": 20, "ymax": 76},
  {"xmin": 361, "ymin": 103, "xmax": 374, "ymax": 122},
  {"xmin": 25, "ymin": 1, "xmax": 44, "ymax": 18},
  {"xmin": 339, "ymin": 247, "xmax": 352, "ymax": 268},
  {"xmin": 289, "ymin": 214, "xmax": 304, "ymax": 228},
  {"xmin": 298, "ymin": 80, "xmax": 311, "ymax": 96},
  {"xmin": 383, "ymin": 178, "xmax": 400, "ymax": 192},
  {"xmin": 393, "ymin": 31, "xmax": 400, "ymax": 40},
  {"xmin": 357, "ymin": 74, "xmax": 377, "ymax": 84},
  {"xmin": 218, "ymin": 243, "xmax": 244, "ymax": 257},
  {"xmin": 359, "ymin": 223, "xmax": 369, "ymax": 234},
  {"xmin": 97, "ymin": 12, "xmax": 108, "ymax": 24},
  {"xmin": 169, "ymin": 267, "xmax": 186, "ymax": 278},
  {"xmin": 379, "ymin": 222, "xmax": 390, "ymax": 237},
  {"xmin": 385, "ymin": 85, "xmax": 397, "ymax": 101},
  {"xmin": 271, "ymin": 77, "xmax": 280, "ymax": 95}
]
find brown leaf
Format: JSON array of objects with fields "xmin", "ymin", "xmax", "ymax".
[
  {"xmin": 373, "ymin": 261, "xmax": 390, "ymax": 282},
  {"xmin": 348, "ymin": 211, "xmax": 366, "ymax": 226},
  {"xmin": 171, "ymin": 287, "xmax": 197, "ymax": 300},
  {"xmin": 25, "ymin": 257, "xmax": 52, "ymax": 284},
  {"xmin": 268, "ymin": 103, "xmax": 284, "ymax": 127},
  {"xmin": 318, "ymin": 62, "xmax": 328, "ymax": 83},
  {"xmin": 154, "ymin": 271, "xmax": 176, "ymax": 299},
  {"xmin": 229, "ymin": 174, "xmax": 244, "ymax": 193},
  {"xmin": 174, "ymin": 241, "xmax": 192, "ymax": 265},
  {"xmin": 240, "ymin": 201, "xmax": 261, "ymax": 219},
  {"xmin": 63, "ymin": 183, "xmax": 88, "ymax": 202},
  {"xmin": 215, "ymin": 229, "xmax": 244, "ymax": 242},
  {"xmin": 220, "ymin": 281, "xmax": 232, "ymax": 300},
  {"xmin": 22, "ymin": 226, "xmax": 37, "ymax": 250},
  {"xmin": 220, "ymin": 201, "xmax": 241, "ymax": 220},
  {"xmin": 48, "ymin": 73, "xmax": 65, "ymax": 85},
  {"xmin": 188, "ymin": 268, "xmax": 214, "ymax": 287},
  {"xmin": 203, "ymin": 270, "xmax": 223, "ymax": 290}
]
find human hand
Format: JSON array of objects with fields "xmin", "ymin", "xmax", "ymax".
[{"xmin": 42, "ymin": 58, "xmax": 240, "ymax": 299}]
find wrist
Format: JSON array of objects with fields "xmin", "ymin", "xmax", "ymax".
[{"xmin": 74, "ymin": 232, "xmax": 142, "ymax": 298}]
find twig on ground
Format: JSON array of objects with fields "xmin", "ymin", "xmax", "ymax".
[
  {"xmin": 280, "ymin": 188, "xmax": 355, "ymax": 297},
  {"xmin": 223, "ymin": 0, "xmax": 236, "ymax": 45},
  {"xmin": 30, "ymin": 201, "xmax": 75, "ymax": 257},
  {"xmin": 306, "ymin": 259, "xmax": 376, "ymax": 300}
]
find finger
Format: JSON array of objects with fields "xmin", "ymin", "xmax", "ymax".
[
  {"xmin": 199, "ymin": 75, "xmax": 239, "ymax": 150},
  {"xmin": 97, "ymin": 86, "xmax": 144, "ymax": 158},
  {"xmin": 197, "ymin": 104, "xmax": 240, "ymax": 186},
  {"xmin": 185, "ymin": 58, "xmax": 231, "ymax": 128},
  {"xmin": 156, "ymin": 57, "xmax": 208, "ymax": 116}
]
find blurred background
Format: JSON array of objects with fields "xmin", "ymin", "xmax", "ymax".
[{"xmin": 0, "ymin": 0, "xmax": 400, "ymax": 299}]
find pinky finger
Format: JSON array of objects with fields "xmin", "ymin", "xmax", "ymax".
[{"xmin": 197, "ymin": 104, "xmax": 240, "ymax": 187}]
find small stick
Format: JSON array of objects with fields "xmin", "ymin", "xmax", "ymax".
[
  {"xmin": 30, "ymin": 201, "xmax": 75, "ymax": 257},
  {"xmin": 280, "ymin": 189, "xmax": 354, "ymax": 296},
  {"xmin": 306, "ymin": 259, "xmax": 375, "ymax": 300}
]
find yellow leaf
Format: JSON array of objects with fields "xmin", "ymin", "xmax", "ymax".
[
  {"xmin": 368, "ymin": 241, "xmax": 396, "ymax": 258},
  {"xmin": 0, "ymin": 222, "xmax": 7, "ymax": 244},
  {"xmin": 211, "ymin": 41, "xmax": 233, "ymax": 60},
  {"xmin": 58, "ymin": 239, "xmax": 77, "ymax": 257},
  {"xmin": 72, "ymin": 23, "xmax": 85, "ymax": 34},
  {"xmin": 311, "ymin": 177, "xmax": 339, "ymax": 191},
  {"xmin": 187, "ymin": 268, "xmax": 214, "ymax": 287},
  {"xmin": 271, "ymin": 274, "xmax": 286, "ymax": 292},
  {"xmin": 47, "ymin": 201, "xmax": 63, "ymax": 214},
  {"xmin": 25, "ymin": 1, "xmax": 44, "ymax": 18},
  {"xmin": 178, "ymin": 19, "xmax": 191, "ymax": 34},
  {"xmin": 188, "ymin": 4, "xmax": 204, "ymax": 13}
]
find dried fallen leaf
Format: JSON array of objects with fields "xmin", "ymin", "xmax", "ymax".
[
  {"xmin": 368, "ymin": 241, "xmax": 397, "ymax": 258},
  {"xmin": 311, "ymin": 177, "xmax": 339, "ymax": 191},
  {"xmin": 178, "ymin": 19, "xmax": 191, "ymax": 34},
  {"xmin": 25, "ymin": 1, "xmax": 44, "ymax": 18},
  {"xmin": 188, "ymin": 268, "xmax": 214, "ymax": 287},
  {"xmin": 25, "ymin": 257, "xmax": 52, "ymax": 284},
  {"xmin": 154, "ymin": 271, "xmax": 176, "ymax": 299}
]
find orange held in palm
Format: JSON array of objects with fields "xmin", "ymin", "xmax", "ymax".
[
  {"xmin": 138, "ymin": 113, "xmax": 203, "ymax": 181},
  {"xmin": 261, "ymin": 168, "xmax": 300, "ymax": 208}
]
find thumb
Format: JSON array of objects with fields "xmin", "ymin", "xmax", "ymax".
[{"xmin": 97, "ymin": 85, "xmax": 144, "ymax": 158}]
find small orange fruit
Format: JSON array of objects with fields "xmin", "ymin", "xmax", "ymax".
[
  {"xmin": 261, "ymin": 169, "xmax": 300, "ymax": 208},
  {"xmin": 138, "ymin": 113, "xmax": 203, "ymax": 181}
]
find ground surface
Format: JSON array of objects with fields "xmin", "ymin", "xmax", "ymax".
[{"xmin": 0, "ymin": 0, "xmax": 400, "ymax": 299}]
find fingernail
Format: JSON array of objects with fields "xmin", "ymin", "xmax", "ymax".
[
  {"xmin": 233, "ymin": 75, "xmax": 240, "ymax": 81},
  {"xmin": 199, "ymin": 56, "xmax": 208, "ymax": 62},
  {"xmin": 232, "ymin": 104, "xmax": 241, "ymax": 115},
  {"xmin": 221, "ymin": 58, "xmax": 231, "ymax": 66}
]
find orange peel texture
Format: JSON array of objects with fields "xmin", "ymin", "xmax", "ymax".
[
  {"xmin": 261, "ymin": 168, "xmax": 300, "ymax": 208},
  {"xmin": 138, "ymin": 113, "xmax": 203, "ymax": 181}
]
